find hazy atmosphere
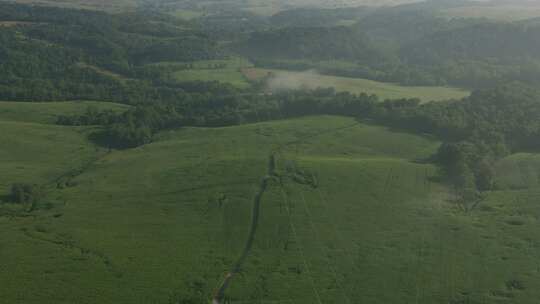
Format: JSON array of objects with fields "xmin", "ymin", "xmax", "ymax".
[{"xmin": 2, "ymin": 0, "xmax": 540, "ymax": 303}]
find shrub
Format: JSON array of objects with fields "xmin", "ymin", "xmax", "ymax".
[{"xmin": 10, "ymin": 183, "xmax": 43, "ymax": 205}]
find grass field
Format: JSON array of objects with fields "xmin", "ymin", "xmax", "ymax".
[
  {"xmin": 174, "ymin": 69, "xmax": 250, "ymax": 88},
  {"xmin": 169, "ymin": 9, "xmax": 205, "ymax": 20},
  {"xmin": 243, "ymin": 68, "xmax": 470, "ymax": 102},
  {"xmin": 170, "ymin": 58, "xmax": 253, "ymax": 89},
  {"xmin": 442, "ymin": 4, "xmax": 540, "ymax": 21},
  {"xmin": 241, "ymin": 0, "xmax": 422, "ymax": 15},
  {"xmin": 2, "ymin": 102, "xmax": 540, "ymax": 303},
  {"xmin": 0, "ymin": 101, "xmax": 128, "ymax": 195}
]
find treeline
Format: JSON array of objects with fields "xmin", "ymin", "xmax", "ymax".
[
  {"xmin": 57, "ymin": 88, "xmax": 379, "ymax": 147},
  {"xmin": 9, "ymin": 184, "xmax": 42, "ymax": 205},
  {"xmin": 3, "ymin": 183, "xmax": 43, "ymax": 211},
  {"xmin": 57, "ymin": 84, "xmax": 540, "ymax": 206},
  {"xmin": 365, "ymin": 83, "xmax": 540, "ymax": 205},
  {"xmin": 0, "ymin": 73, "xmax": 239, "ymax": 103}
]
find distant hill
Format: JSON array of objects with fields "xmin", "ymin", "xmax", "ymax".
[
  {"xmin": 0, "ymin": 0, "xmax": 139, "ymax": 12},
  {"xmin": 401, "ymin": 22, "xmax": 540, "ymax": 64},
  {"xmin": 235, "ymin": 26, "xmax": 386, "ymax": 63}
]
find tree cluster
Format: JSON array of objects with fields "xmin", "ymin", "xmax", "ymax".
[{"xmin": 10, "ymin": 183, "xmax": 42, "ymax": 205}]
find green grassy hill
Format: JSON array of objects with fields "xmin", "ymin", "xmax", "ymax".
[
  {"xmin": 0, "ymin": 102, "xmax": 132, "ymax": 209},
  {"xmin": 0, "ymin": 101, "xmax": 129, "ymax": 194},
  {"xmin": 1, "ymin": 102, "xmax": 540, "ymax": 303}
]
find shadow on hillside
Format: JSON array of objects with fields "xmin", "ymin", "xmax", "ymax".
[
  {"xmin": 0, "ymin": 194, "xmax": 12, "ymax": 204},
  {"xmin": 88, "ymin": 130, "xmax": 111, "ymax": 148},
  {"xmin": 427, "ymin": 174, "xmax": 446, "ymax": 184},
  {"xmin": 355, "ymin": 117, "xmax": 439, "ymax": 141},
  {"xmin": 87, "ymin": 129, "xmax": 131, "ymax": 150}
]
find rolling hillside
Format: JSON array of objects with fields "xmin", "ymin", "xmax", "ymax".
[{"xmin": 2, "ymin": 101, "xmax": 540, "ymax": 303}]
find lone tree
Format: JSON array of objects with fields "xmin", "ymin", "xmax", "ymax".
[{"xmin": 10, "ymin": 183, "xmax": 42, "ymax": 205}]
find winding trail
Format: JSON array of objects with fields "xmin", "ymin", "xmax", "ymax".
[
  {"xmin": 212, "ymin": 154, "xmax": 277, "ymax": 304},
  {"xmin": 212, "ymin": 122, "xmax": 359, "ymax": 304}
]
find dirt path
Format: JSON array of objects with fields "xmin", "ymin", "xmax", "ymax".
[
  {"xmin": 212, "ymin": 123, "xmax": 359, "ymax": 303},
  {"xmin": 212, "ymin": 154, "xmax": 276, "ymax": 304}
]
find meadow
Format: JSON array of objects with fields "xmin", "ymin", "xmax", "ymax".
[
  {"xmin": 243, "ymin": 68, "xmax": 470, "ymax": 102},
  {"xmin": 168, "ymin": 58, "xmax": 253, "ymax": 89},
  {"xmin": 168, "ymin": 9, "xmax": 205, "ymax": 20},
  {"xmin": 442, "ymin": 4, "xmax": 540, "ymax": 21},
  {"xmin": 2, "ymin": 100, "xmax": 540, "ymax": 303}
]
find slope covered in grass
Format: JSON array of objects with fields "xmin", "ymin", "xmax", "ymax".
[
  {"xmin": 0, "ymin": 101, "xmax": 127, "ymax": 195},
  {"xmin": 1, "ymin": 111, "xmax": 540, "ymax": 303}
]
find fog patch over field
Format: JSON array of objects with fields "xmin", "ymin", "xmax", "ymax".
[
  {"xmin": 266, "ymin": 69, "xmax": 324, "ymax": 92},
  {"xmin": 246, "ymin": 68, "xmax": 470, "ymax": 102}
]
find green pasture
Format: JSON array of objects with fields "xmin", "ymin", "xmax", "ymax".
[
  {"xmin": 1, "ymin": 104, "xmax": 539, "ymax": 303},
  {"xmin": 244, "ymin": 68, "xmax": 470, "ymax": 102}
]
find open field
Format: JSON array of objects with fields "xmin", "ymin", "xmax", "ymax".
[
  {"xmin": 0, "ymin": 101, "xmax": 128, "ymax": 194},
  {"xmin": 243, "ymin": 0, "xmax": 422, "ymax": 14},
  {"xmin": 173, "ymin": 69, "xmax": 250, "ymax": 88},
  {"xmin": 170, "ymin": 58, "xmax": 253, "ymax": 88},
  {"xmin": 168, "ymin": 9, "xmax": 205, "ymax": 20},
  {"xmin": 2, "ymin": 100, "xmax": 540, "ymax": 303},
  {"xmin": 0, "ymin": 121, "xmax": 100, "ymax": 194},
  {"xmin": 442, "ymin": 3, "xmax": 540, "ymax": 21},
  {"xmin": 162, "ymin": 0, "xmax": 422, "ymax": 16},
  {"xmin": 244, "ymin": 68, "xmax": 470, "ymax": 102}
]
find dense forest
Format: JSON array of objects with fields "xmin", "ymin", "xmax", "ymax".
[
  {"xmin": 3, "ymin": 1, "xmax": 540, "ymax": 99},
  {"xmin": 3, "ymin": 1, "xmax": 540, "ymax": 204},
  {"xmin": 0, "ymin": 3, "xmax": 226, "ymax": 102},
  {"xmin": 236, "ymin": 27, "xmax": 387, "ymax": 63},
  {"xmin": 237, "ymin": 7, "xmax": 540, "ymax": 88}
]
